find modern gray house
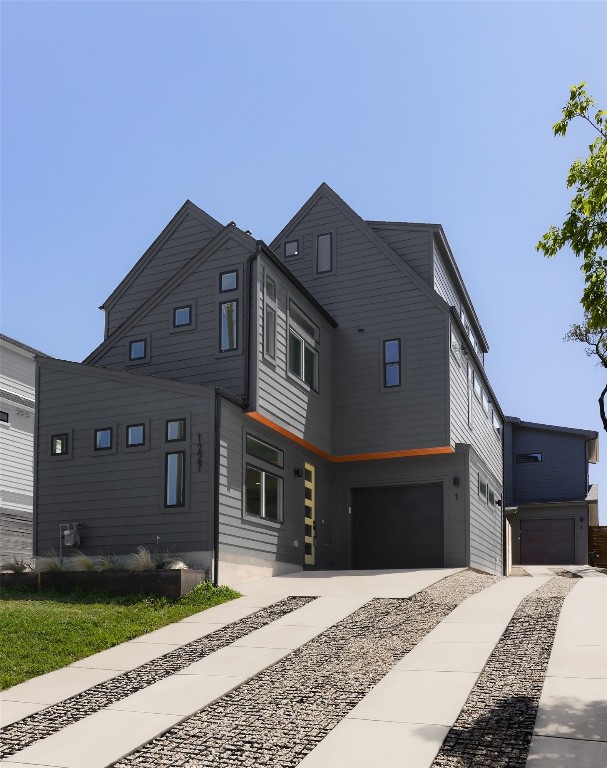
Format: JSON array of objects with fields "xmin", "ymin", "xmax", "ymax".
[
  {"xmin": 504, "ymin": 417, "xmax": 599, "ymax": 566},
  {"xmin": 34, "ymin": 184, "xmax": 506, "ymax": 581}
]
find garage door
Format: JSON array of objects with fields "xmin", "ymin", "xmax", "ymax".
[
  {"xmin": 352, "ymin": 484, "xmax": 444, "ymax": 569},
  {"xmin": 520, "ymin": 518, "xmax": 575, "ymax": 565}
]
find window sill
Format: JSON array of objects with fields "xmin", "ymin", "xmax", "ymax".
[
  {"xmin": 242, "ymin": 514, "xmax": 283, "ymax": 529},
  {"xmin": 286, "ymin": 371, "xmax": 320, "ymax": 398}
]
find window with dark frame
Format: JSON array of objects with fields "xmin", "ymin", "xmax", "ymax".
[
  {"xmin": 127, "ymin": 424, "xmax": 145, "ymax": 447},
  {"xmin": 478, "ymin": 474, "xmax": 488, "ymax": 500},
  {"xmin": 288, "ymin": 329, "xmax": 318, "ymax": 390},
  {"xmin": 246, "ymin": 434, "xmax": 284, "ymax": 468},
  {"xmin": 94, "ymin": 427, "xmax": 113, "ymax": 451},
  {"xmin": 0, "ymin": 411, "xmax": 8, "ymax": 423},
  {"xmin": 220, "ymin": 271, "xmax": 238, "ymax": 292},
  {"xmin": 166, "ymin": 419, "xmax": 186, "ymax": 442},
  {"xmin": 383, "ymin": 339, "xmax": 401, "ymax": 388},
  {"xmin": 129, "ymin": 339, "xmax": 146, "ymax": 361},
  {"xmin": 264, "ymin": 276, "xmax": 276, "ymax": 360},
  {"xmin": 165, "ymin": 451, "xmax": 185, "ymax": 507},
  {"xmin": 516, "ymin": 453, "xmax": 543, "ymax": 464},
  {"xmin": 285, "ymin": 240, "xmax": 299, "ymax": 258},
  {"xmin": 220, "ymin": 300, "xmax": 238, "ymax": 352},
  {"xmin": 317, "ymin": 233, "xmax": 332, "ymax": 273},
  {"xmin": 245, "ymin": 464, "xmax": 282, "ymax": 522},
  {"xmin": 173, "ymin": 305, "xmax": 192, "ymax": 328},
  {"xmin": 51, "ymin": 433, "xmax": 68, "ymax": 456}
]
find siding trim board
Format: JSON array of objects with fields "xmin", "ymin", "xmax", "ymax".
[{"xmin": 247, "ymin": 411, "xmax": 454, "ymax": 462}]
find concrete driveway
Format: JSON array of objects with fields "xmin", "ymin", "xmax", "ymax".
[{"xmin": 1, "ymin": 567, "xmax": 605, "ymax": 768}]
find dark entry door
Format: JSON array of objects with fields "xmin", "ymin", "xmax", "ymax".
[
  {"xmin": 352, "ymin": 484, "xmax": 444, "ymax": 569},
  {"xmin": 520, "ymin": 518, "xmax": 575, "ymax": 564}
]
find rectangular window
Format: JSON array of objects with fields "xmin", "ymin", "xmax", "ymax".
[
  {"xmin": 467, "ymin": 363, "xmax": 473, "ymax": 428},
  {"xmin": 492, "ymin": 411, "xmax": 502, "ymax": 436},
  {"xmin": 165, "ymin": 451, "xmax": 185, "ymax": 507},
  {"xmin": 246, "ymin": 434, "xmax": 284, "ymax": 467},
  {"xmin": 129, "ymin": 339, "xmax": 146, "ymax": 360},
  {"xmin": 265, "ymin": 276, "xmax": 276, "ymax": 302},
  {"xmin": 245, "ymin": 464, "xmax": 283, "ymax": 522},
  {"xmin": 220, "ymin": 301, "xmax": 238, "ymax": 351},
  {"xmin": 473, "ymin": 371, "xmax": 482, "ymax": 400},
  {"xmin": 450, "ymin": 329, "xmax": 461, "ymax": 358},
  {"xmin": 94, "ymin": 427, "xmax": 112, "ymax": 451},
  {"xmin": 383, "ymin": 339, "xmax": 401, "ymax": 388},
  {"xmin": 51, "ymin": 433, "xmax": 68, "ymax": 456},
  {"xmin": 478, "ymin": 474, "xmax": 488, "ymax": 500},
  {"xmin": 127, "ymin": 424, "xmax": 145, "ymax": 447},
  {"xmin": 488, "ymin": 488, "xmax": 496, "ymax": 506},
  {"xmin": 285, "ymin": 240, "xmax": 299, "ymax": 258},
  {"xmin": 173, "ymin": 305, "xmax": 192, "ymax": 328},
  {"xmin": 289, "ymin": 302, "xmax": 318, "ymax": 340},
  {"xmin": 0, "ymin": 410, "xmax": 8, "ymax": 423},
  {"xmin": 265, "ymin": 306, "xmax": 276, "ymax": 359},
  {"xmin": 288, "ymin": 329, "xmax": 318, "ymax": 390},
  {"xmin": 516, "ymin": 453, "xmax": 542, "ymax": 464},
  {"xmin": 481, "ymin": 389, "xmax": 490, "ymax": 415},
  {"xmin": 317, "ymin": 233, "xmax": 332, "ymax": 273},
  {"xmin": 220, "ymin": 271, "xmax": 238, "ymax": 292},
  {"xmin": 166, "ymin": 419, "xmax": 186, "ymax": 442}
]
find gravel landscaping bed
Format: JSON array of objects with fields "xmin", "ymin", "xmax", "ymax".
[
  {"xmin": 0, "ymin": 596, "xmax": 313, "ymax": 760},
  {"xmin": 113, "ymin": 569, "xmax": 497, "ymax": 768},
  {"xmin": 432, "ymin": 575, "xmax": 578, "ymax": 768}
]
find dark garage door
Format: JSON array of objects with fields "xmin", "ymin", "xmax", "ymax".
[
  {"xmin": 520, "ymin": 518, "xmax": 575, "ymax": 565},
  {"xmin": 352, "ymin": 484, "xmax": 444, "ymax": 569}
]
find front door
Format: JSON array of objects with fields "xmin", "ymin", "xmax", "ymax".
[{"xmin": 304, "ymin": 462, "xmax": 316, "ymax": 566}]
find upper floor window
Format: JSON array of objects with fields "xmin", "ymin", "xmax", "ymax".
[
  {"xmin": 94, "ymin": 427, "xmax": 113, "ymax": 451},
  {"xmin": 492, "ymin": 410, "xmax": 502, "ymax": 437},
  {"xmin": 289, "ymin": 330, "xmax": 318, "ymax": 390},
  {"xmin": 516, "ymin": 452, "xmax": 542, "ymax": 464},
  {"xmin": 383, "ymin": 339, "xmax": 401, "ymax": 388},
  {"xmin": 285, "ymin": 240, "xmax": 299, "ymax": 258},
  {"xmin": 0, "ymin": 411, "xmax": 8, "ymax": 424},
  {"xmin": 166, "ymin": 418, "xmax": 186, "ymax": 442},
  {"xmin": 473, "ymin": 370, "xmax": 482, "ymax": 400},
  {"xmin": 450, "ymin": 328, "xmax": 461, "ymax": 359},
  {"xmin": 51, "ymin": 433, "xmax": 68, "ymax": 456},
  {"xmin": 478, "ymin": 474, "xmax": 488, "ymax": 501},
  {"xmin": 317, "ymin": 233, "xmax": 333, "ymax": 273},
  {"xmin": 220, "ymin": 300, "xmax": 238, "ymax": 352},
  {"xmin": 173, "ymin": 305, "xmax": 192, "ymax": 328},
  {"xmin": 129, "ymin": 339, "xmax": 146, "ymax": 361},
  {"xmin": 264, "ymin": 276, "xmax": 276, "ymax": 360},
  {"xmin": 127, "ymin": 424, "xmax": 145, "ymax": 447},
  {"xmin": 481, "ymin": 389, "xmax": 490, "ymax": 415},
  {"xmin": 220, "ymin": 271, "xmax": 238, "ymax": 292}
]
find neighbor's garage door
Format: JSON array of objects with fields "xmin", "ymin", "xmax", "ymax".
[
  {"xmin": 520, "ymin": 518, "xmax": 575, "ymax": 565},
  {"xmin": 352, "ymin": 484, "xmax": 444, "ymax": 569}
]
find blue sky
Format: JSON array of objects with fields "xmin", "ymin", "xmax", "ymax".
[{"xmin": 2, "ymin": 1, "xmax": 606, "ymax": 515}]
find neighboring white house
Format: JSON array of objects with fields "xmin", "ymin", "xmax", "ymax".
[{"xmin": 0, "ymin": 333, "xmax": 48, "ymax": 563}]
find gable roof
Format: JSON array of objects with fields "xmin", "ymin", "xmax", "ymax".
[
  {"xmin": 0, "ymin": 333, "xmax": 50, "ymax": 358},
  {"xmin": 100, "ymin": 200, "xmax": 224, "ymax": 311},
  {"xmin": 85, "ymin": 224, "xmax": 255, "ymax": 364},
  {"xmin": 270, "ymin": 182, "xmax": 450, "ymax": 316}
]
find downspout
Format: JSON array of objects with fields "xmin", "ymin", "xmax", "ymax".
[
  {"xmin": 242, "ymin": 243, "xmax": 262, "ymax": 409},
  {"xmin": 213, "ymin": 387, "xmax": 221, "ymax": 586}
]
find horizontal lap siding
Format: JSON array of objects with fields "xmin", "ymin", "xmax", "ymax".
[
  {"xmin": 95, "ymin": 237, "xmax": 249, "ymax": 398},
  {"xmin": 272, "ymin": 194, "xmax": 448, "ymax": 455},
  {"xmin": 256, "ymin": 254, "xmax": 332, "ymax": 453},
  {"xmin": 469, "ymin": 451, "xmax": 502, "ymax": 575},
  {"xmin": 0, "ymin": 347, "xmax": 36, "ymax": 396},
  {"xmin": 370, "ymin": 225, "xmax": 432, "ymax": 285},
  {"xmin": 0, "ymin": 507, "xmax": 32, "ymax": 560},
  {"xmin": 36, "ymin": 363, "xmax": 213, "ymax": 556},
  {"xmin": 107, "ymin": 213, "xmax": 222, "ymax": 335}
]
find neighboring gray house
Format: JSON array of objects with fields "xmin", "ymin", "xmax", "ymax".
[
  {"xmin": 34, "ymin": 185, "xmax": 506, "ymax": 582},
  {"xmin": 0, "ymin": 334, "xmax": 48, "ymax": 562},
  {"xmin": 504, "ymin": 417, "xmax": 599, "ymax": 566}
]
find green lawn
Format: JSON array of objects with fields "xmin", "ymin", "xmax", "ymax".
[{"xmin": 0, "ymin": 582, "xmax": 240, "ymax": 690}]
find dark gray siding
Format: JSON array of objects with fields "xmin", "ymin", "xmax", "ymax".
[
  {"xmin": 106, "ymin": 210, "xmax": 222, "ymax": 336},
  {"xmin": 218, "ymin": 400, "xmax": 331, "ymax": 567},
  {"xmin": 468, "ymin": 449, "xmax": 502, "ymax": 575},
  {"xmin": 272, "ymin": 192, "xmax": 449, "ymax": 455},
  {"xmin": 510, "ymin": 426, "xmax": 589, "ymax": 504},
  {"xmin": 255, "ymin": 254, "xmax": 333, "ymax": 454},
  {"xmin": 35, "ymin": 360, "xmax": 214, "ymax": 556},
  {"xmin": 330, "ymin": 450, "xmax": 469, "ymax": 570},
  {"xmin": 369, "ymin": 224, "xmax": 433, "ymax": 285},
  {"xmin": 94, "ymin": 235, "xmax": 251, "ymax": 398}
]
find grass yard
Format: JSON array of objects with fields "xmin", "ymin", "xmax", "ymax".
[{"xmin": 0, "ymin": 581, "xmax": 240, "ymax": 690}]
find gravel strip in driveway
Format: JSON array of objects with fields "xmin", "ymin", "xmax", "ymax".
[
  {"xmin": 0, "ymin": 596, "xmax": 314, "ymax": 760},
  {"xmin": 113, "ymin": 569, "xmax": 497, "ymax": 768},
  {"xmin": 431, "ymin": 575, "xmax": 578, "ymax": 768}
]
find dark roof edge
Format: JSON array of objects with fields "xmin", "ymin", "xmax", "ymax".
[
  {"xmin": 504, "ymin": 416, "xmax": 598, "ymax": 439},
  {"xmin": 366, "ymin": 219, "xmax": 441, "ymax": 229},
  {"xmin": 257, "ymin": 242, "xmax": 338, "ymax": 328},
  {"xmin": 0, "ymin": 333, "xmax": 50, "ymax": 358}
]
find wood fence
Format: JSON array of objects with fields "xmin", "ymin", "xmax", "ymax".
[{"xmin": 589, "ymin": 526, "xmax": 607, "ymax": 567}]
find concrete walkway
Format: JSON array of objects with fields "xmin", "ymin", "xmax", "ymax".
[{"xmin": 1, "ymin": 567, "xmax": 605, "ymax": 768}]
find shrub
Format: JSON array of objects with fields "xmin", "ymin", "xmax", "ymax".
[
  {"xmin": 33, "ymin": 550, "xmax": 65, "ymax": 573},
  {"xmin": 0, "ymin": 557, "xmax": 32, "ymax": 574}
]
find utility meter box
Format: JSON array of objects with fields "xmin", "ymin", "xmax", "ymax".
[{"xmin": 62, "ymin": 528, "xmax": 80, "ymax": 547}]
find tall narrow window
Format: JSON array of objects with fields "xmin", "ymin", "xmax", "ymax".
[
  {"xmin": 165, "ymin": 451, "xmax": 185, "ymax": 507},
  {"xmin": 288, "ymin": 329, "xmax": 318, "ymax": 390},
  {"xmin": 383, "ymin": 339, "xmax": 401, "ymax": 388},
  {"xmin": 264, "ymin": 275, "xmax": 276, "ymax": 360},
  {"xmin": 51, "ymin": 433, "xmax": 68, "ymax": 456},
  {"xmin": 467, "ymin": 362, "xmax": 474, "ymax": 429},
  {"xmin": 220, "ymin": 301, "xmax": 238, "ymax": 351},
  {"xmin": 317, "ymin": 233, "xmax": 332, "ymax": 273}
]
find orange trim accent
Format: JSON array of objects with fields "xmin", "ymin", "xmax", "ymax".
[{"xmin": 246, "ymin": 412, "xmax": 454, "ymax": 463}]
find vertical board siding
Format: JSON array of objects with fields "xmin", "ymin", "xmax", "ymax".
[
  {"xmin": 218, "ymin": 401, "xmax": 331, "ymax": 567},
  {"xmin": 469, "ymin": 451, "xmax": 503, "ymax": 575},
  {"xmin": 256, "ymin": 254, "xmax": 332, "ymax": 453},
  {"xmin": 272, "ymin": 194, "xmax": 449, "ymax": 455},
  {"xmin": 35, "ymin": 362, "xmax": 213, "ymax": 555},
  {"xmin": 511, "ymin": 427, "xmax": 589, "ymax": 503},
  {"xmin": 107, "ymin": 213, "xmax": 222, "ymax": 336},
  {"xmin": 369, "ymin": 225, "xmax": 433, "ymax": 285},
  {"xmin": 95, "ymin": 236, "xmax": 250, "ymax": 398}
]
